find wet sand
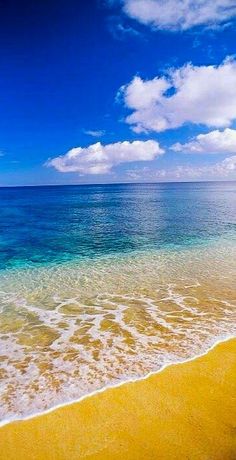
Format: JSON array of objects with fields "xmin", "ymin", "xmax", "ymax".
[{"xmin": 0, "ymin": 338, "xmax": 236, "ymax": 460}]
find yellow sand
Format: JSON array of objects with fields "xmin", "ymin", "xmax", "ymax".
[{"xmin": 1, "ymin": 339, "xmax": 236, "ymax": 460}]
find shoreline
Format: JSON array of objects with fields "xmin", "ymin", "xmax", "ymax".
[
  {"xmin": 1, "ymin": 336, "xmax": 236, "ymax": 459},
  {"xmin": 0, "ymin": 333, "xmax": 234, "ymax": 429}
]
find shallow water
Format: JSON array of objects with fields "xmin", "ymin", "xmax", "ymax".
[{"xmin": 0, "ymin": 182, "xmax": 235, "ymax": 423}]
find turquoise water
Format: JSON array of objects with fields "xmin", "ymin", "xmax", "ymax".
[
  {"xmin": 0, "ymin": 182, "xmax": 235, "ymax": 270},
  {"xmin": 0, "ymin": 182, "xmax": 236, "ymax": 423}
]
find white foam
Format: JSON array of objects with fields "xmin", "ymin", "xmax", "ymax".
[{"xmin": 0, "ymin": 334, "xmax": 234, "ymax": 429}]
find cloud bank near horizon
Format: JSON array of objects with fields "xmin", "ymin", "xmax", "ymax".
[{"xmin": 126, "ymin": 155, "xmax": 236, "ymax": 182}]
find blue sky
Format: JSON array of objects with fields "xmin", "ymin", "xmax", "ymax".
[{"xmin": 1, "ymin": 0, "xmax": 236, "ymax": 186}]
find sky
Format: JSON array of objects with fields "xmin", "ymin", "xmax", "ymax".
[{"xmin": 1, "ymin": 0, "xmax": 236, "ymax": 186}]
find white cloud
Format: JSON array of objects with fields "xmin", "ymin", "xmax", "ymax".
[
  {"xmin": 218, "ymin": 155, "xmax": 236, "ymax": 173},
  {"xmin": 84, "ymin": 129, "xmax": 106, "ymax": 137},
  {"xmin": 46, "ymin": 140, "xmax": 164, "ymax": 175},
  {"xmin": 126, "ymin": 155, "xmax": 236, "ymax": 181},
  {"xmin": 121, "ymin": 0, "xmax": 236, "ymax": 31},
  {"xmin": 120, "ymin": 58, "xmax": 236, "ymax": 133},
  {"xmin": 172, "ymin": 128, "xmax": 236, "ymax": 154}
]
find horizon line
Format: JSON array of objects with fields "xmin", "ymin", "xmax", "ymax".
[{"xmin": 0, "ymin": 179, "xmax": 236, "ymax": 188}]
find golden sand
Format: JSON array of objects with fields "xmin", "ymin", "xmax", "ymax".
[{"xmin": 0, "ymin": 338, "xmax": 236, "ymax": 460}]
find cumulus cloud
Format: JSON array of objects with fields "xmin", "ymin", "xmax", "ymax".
[
  {"xmin": 120, "ymin": 58, "xmax": 236, "ymax": 133},
  {"xmin": 121, "ymin": 0, "xmax": 236, "ymax": 31},
  {"xmin": 126, "ymin": 155, "xmax": 236, "ymax": 181},
  {"xmin": 46, "ymin": 140, "xmax": 164, "ymax": 175},
  {"xmin": 172, "ymin": 128, "xmax": 236, "ymax": 154}
]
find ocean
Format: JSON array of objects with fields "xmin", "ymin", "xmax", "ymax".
[{"xmin": 0, "ymin": 182, "xmax": 235, "ymax": 424}]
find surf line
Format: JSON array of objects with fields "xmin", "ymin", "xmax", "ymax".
[{"xmin": 0, "ymin": 333, "xmax": 235, "ymax": 429}]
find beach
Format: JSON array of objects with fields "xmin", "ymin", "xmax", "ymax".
[
  {"xmin": 0, "ymin": 183, "xmax": 235, "ymax": 459},
  {"xmin": 1, "ymin": 0, "xmax": 236, "ymax": 455},
  {"xmin": 1, "ymin": 337, "xmax": 235, "ymax": 460}
]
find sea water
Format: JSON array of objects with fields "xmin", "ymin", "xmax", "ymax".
[{"xmin": 0, "ymin": 182, "xmax": 235, "ymax": 423}]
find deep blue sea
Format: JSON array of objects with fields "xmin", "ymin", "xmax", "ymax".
[{"xmin": 0, "ymin": 182, "xmax": 235, "ymax": 423}]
